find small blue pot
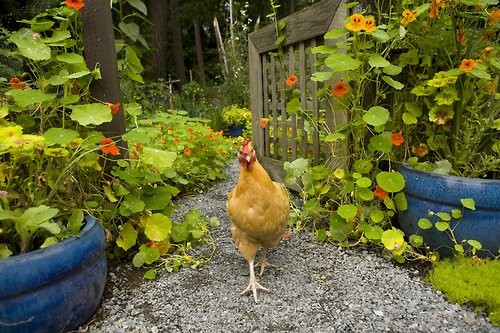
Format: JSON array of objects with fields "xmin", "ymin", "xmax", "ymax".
[
  {"xmin": 227, "ymin": 125, "xmax": 244, "ymax": 137},
  {"xmin": 398, "ymin": 164, "xmax": 500, "ymax": 258},
  {"xmin": 0, "ymin": 216, "xmax": 107, "ymax": 333}
]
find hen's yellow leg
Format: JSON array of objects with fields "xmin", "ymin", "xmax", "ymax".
[
  {"xmin": 256, "ymin": 248, "xmax": 278, "ymax": 276},
  {"xmin": 241, "ymin": 259, "xmax": 269, "ymax": 303}
]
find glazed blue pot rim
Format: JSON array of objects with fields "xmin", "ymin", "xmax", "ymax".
[
  {"xmin": 400, "ymin": 163, "xmax": 500, "ymax": 185},
  {"xmin": 0, "ymin": 215, "xmax": 98, "ymax": 262}
]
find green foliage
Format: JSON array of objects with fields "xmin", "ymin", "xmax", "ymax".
[
  {"xmin": 413, "ymin": 198, "xmax": 485, "ymax": 256},
  {"xmin": 281, "ymin": 0, "xmax": 499, "ymax": 264},
  {"xmin": 427, "ymin": 256, "xmax": 500, "ymax": 326},
  {"xmin": 221, "ymin": 105, "xmax": 252, "ymax": 127}
]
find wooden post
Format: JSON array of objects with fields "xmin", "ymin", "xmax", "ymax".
[{"xmin": 80, "ymin": 0, "xmax": 127, "ymax": 157}]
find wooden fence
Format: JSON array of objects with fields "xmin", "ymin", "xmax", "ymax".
[{"xmin": 248, "ymin": 0, "xmax": 348, "ymax": 183}]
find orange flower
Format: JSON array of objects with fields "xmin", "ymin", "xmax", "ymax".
[
  {"xmin": 9, "ymin": 77, "xmax": 27, "ymax": 90},
  {"xmin": 485, "ymin": 78, "xmax": 497, "ymax": 94},
  {"xmin": 173, "ymin": 137, "xmax": 180, "ymax": 145},
  {"xmin": 66, "ymin": 0, "xmax": 85, "ymax": 10},
  {"xmin": 208, "ymin": 133, "xmax": 216, "ymax": 141},
  {"xmin": 459, "ymin": 59, "xmax": 478, "ymax": 73},
  {"xmin": 184, "ymin": 148, "xmax": 192, "ymax": 156},
  {"xmin": 100, "ymin": 138, "xmax": 120, "ymax": 155},
  {"xmin": 187, "ymin": 128, "xmax": 194, "ymax": 134},
  {"xmin": 429, "ymin": 1, "xmax": 439, "ymax": 18},
  {"xmin": 373, "ymin": 185, "xmax": 389, "ymax": 200},
  {"xmin": 363, "ymin": 17, "xmax": 376, "ymax": 33},
  {"xmin": 286, "ymin": 75, "xmax": 298, "ymax": 87},
  {"xmin": 401, "ymin": 9, "xmax": 417, "ymax": 25},
  {"xmin": 106, "ymin": 102, "xmax": 120, "ymax": 116},
  {"xmin": 134, "ymin": 142, "xmax": 143, "ymax": 153},
  {"xmin": 411, "ymin": 143, "xmax": 429, "ymax": 157},
  {"xmin": 260, "ymin": 118, "xmax": 269, "ymax": 128},
  {"xmin": 488, "ymin": 9, "xmax": 500, "ymax": 26},
  {"xmin": 391, "ymin": 132, "xmax": 404, "ymax": 146},
  {"xmin": 332, "ymin": 81, "xmax": 349, "ymax": 97},
  {"xmin": 346, "ymin": 14, "xmax": 365, "ymax": 31},
  {"xmin": 482, "ymin": 46, "xmax": 494, "ymax": 61}
]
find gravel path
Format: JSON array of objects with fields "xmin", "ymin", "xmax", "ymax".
[{"xmin": 84, "ymin": 159, "xmax": 499, "ymax": 333}]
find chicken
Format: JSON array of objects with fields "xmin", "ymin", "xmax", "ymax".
[{"xmin": 227, "ymin": 140, "xmax": 290, "ymax": 303}]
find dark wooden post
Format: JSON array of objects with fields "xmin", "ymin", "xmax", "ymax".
[{"xmin": 80, "ymin": 0, "xmax": 127, "ymax": 156}]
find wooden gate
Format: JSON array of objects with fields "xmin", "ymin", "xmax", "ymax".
[{"xmin": 248, "ymin": 0, "xmax": 347, "ymax": 182}]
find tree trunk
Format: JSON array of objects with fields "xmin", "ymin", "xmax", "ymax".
[
  {"xmin": 193, "ymin": 18, "xmax": 206, "ymax": 85},
  {"xmin": 81, "ymin": 0, "xmax": 127, "ymax": 159},
  {"xmin": 147, "ymin": 0, "xmax": 168, "ymax": 80},
  {"xmin": 170, "ymin": 0, "xmax": 186, "ymax": 86}
]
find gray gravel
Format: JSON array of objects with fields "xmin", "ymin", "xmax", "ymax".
[{"xmin": 84, "ymin": 159, "xmax": 499, "ymax": 333}]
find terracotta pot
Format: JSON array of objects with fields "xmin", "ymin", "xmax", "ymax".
[
  {"xmin": 398, "ymin": 164, "xmax": 500, "ymax": 258},
  {"xmin": 0, "ymin": 216, "xmax": 107, "ymax": 333}
]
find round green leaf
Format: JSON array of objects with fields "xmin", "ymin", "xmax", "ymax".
[
  {"xmin": 409, "ymin": 234, "xmax": 423, "ymax": 247},
  {"xmin": 356, "ymin": 177, "xmax": 372, "ymax": 188},
  {"xmin": 337, "ymin": 204, "xmax": 358, "ymax": 220},
  {"xmin": 142, "ymin": 213, "xmax": 172, "ymax": 242},
  {"xmin": 461, "ymin": 198, "xmax": 476, "ymax": 210},
  {"xmin": 325, "ymin": 53, "xmax": 361, "ymax": 72},
  {"xmin": 69, "ymin": 103, "xmax": 113, "ymax": 126},
  {"xmin": 365, "ymin": 224, "xmax": 383, "ymax": 240},
  {"xmin": 368, "ymin": 53, "xmax": 391, "ymax": 67},
  {"xmin": 9, "ymin": 28, "xmax": 51, "ymax": 61},
  {"xmin": 357, "ymin": 187, "xmax": 374, "ymax": 201},
  {"xmin": 353, "ymin": 159, "xmax": 373, "ymax": 174},
  {"xmin": 369, "ymin": 134, "xmax": 393, "ymax": 153},
  {"xmin": 435, "ymin": 221, "xmax": 449, "ymax": 231},
  {"xmin": 116, "ymin": 222, "xmax": 138, "ymax": 251},
  {"xmin": 467, "ymin": 239, "xmax": 482, "ymax": 249},
  {"xmin": 363, "ymin": 106, "xmax": 390, "ymax": 127},
  {"xmin": 370, "ymin": 209, "xmax": 385, "ymax": 223},
  {"xmin": 418, "ymin": 218, "xmax": 432, "ymax": 230},
  {"xmin": 43, "ymin": 128, "xmax": 79, "ymax": 145},
  {"xmin": 376, "ymin": 171, "xmax": 405, "ymax": 192}
]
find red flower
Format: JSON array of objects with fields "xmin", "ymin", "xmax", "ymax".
[
  {"xmin": 373, "ymin": 185, "xmax": 389, "ymax": 200},
  {"xmin": 66, "ymin": 0, "xmax": 85, "ymax": 10},
  {"xmin": 100, "ymin": 138, "xmax": 120, "ymax": 155},
  {"xmin": 9, "ymin": 77, "xmax": 27, "ymax": 90},
  {"xmin": 286, "ymin": 75, "xmax": 298, "ymax": 87},
  {"xmin": 332, "ymin": 81, "xmax": 349, "ymax": 97},
  {"xmin": 391, "ymin": 132, "xmax": 404, "ymax": 146},
  {"xmin": 411, "ymin": 143, "xmax": 429, "ymax": 157},
  {"xmin": 106, "ymin": 102, "xmax": 120, "ymax": 116}
]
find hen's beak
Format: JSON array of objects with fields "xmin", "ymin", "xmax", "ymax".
[{"xmin": 245, "ymin": 155, "xmax": 252, "ymax": 162}]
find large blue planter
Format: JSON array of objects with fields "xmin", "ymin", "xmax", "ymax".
[
  {"xmin": 398, "ymin": 164, "xmax": 500, "ymax": 258},
  {"xmin": 0, "ymin": 216, "xmax": 107, "ymax": 333}
]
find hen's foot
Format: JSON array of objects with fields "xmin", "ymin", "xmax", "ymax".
[
  {"xmin": 240, "ymin": 277, "xmax": 269, "ymax": 303},
  {"xmin": 255, "ymin": 248, "xmax": 281, "ymax": 276},
  {"xmin": 242, "ymin": 259, "xmax": 269, "ymax": 303}
]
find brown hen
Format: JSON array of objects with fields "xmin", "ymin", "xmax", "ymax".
[{"xmin": 227, "ymin": 140, "xmax": 289, "ymax": 303}]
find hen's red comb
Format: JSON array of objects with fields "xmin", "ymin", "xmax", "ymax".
[{"xmin": 241, "ymin": 140, "xmax": 251, "ymax": 154}]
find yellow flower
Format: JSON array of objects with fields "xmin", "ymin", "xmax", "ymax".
[
  {"xmin": 401, "ymin": 9, "xmax": 417, "ymax": 25},
  {"xmin": 333, "ymin": 168, "xmax": 345, "ymax": 179},
  {"xmin": 346, "ymin": 14, "xmax": 365, "ymax": 32},
  {"xmin": 362, "ymin": 17, "xmax": 376, "ymax": 33}
]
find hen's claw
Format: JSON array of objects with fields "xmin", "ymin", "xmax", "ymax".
[
  {"xmin": 242, "ymin": 259, "xmax": 269, "ymax": 303},
  {"xmin": 240, "ymin": 278, "xmax": 269, "ymax": 303}
]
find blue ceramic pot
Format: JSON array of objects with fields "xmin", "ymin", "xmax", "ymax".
[
  {"xmin": 227, "ymin": 125, "xmax": 243, "ymax": 137},
  {"xmin": 0, "ymin": 216, "xmax": 107, "ymax": 333},
  {"xmin": 398, "ymin": 164, "xmax": 500, "ymax": 258}
]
